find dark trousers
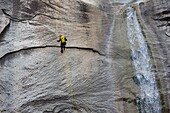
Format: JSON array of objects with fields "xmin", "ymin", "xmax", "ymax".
[{"xmin": 61, "ymin": 42, "xmax": 66, "ymax": 53}]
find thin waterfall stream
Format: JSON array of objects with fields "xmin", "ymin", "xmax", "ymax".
[{"xmin": 126, "ymin": 7, "xmax": 162, "ymax": 113}]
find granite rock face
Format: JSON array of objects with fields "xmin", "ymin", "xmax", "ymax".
[
  {"xmin": 139, "ymin": 0, "xmax": 170, "ymax": 112},
  {"xmin": 0, "ymin": 0, "xmax": 169, "ymax": 113}
]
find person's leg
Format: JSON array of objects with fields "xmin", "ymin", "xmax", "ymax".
[
  {"xmin": 63, "ymin": 42, "xmax": 66, "ymax": 51},
  {"xmin": 61, "ymin": 43, "xmax": 63, "ymax": 53}
]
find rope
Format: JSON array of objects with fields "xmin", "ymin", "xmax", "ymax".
[
  {"xmin": 56, "ymin": 0, "xmax": 80, "ymax": 112},
  {"xmin": 61, "ymin": 0, "xmax": 63, "ymax": 34},
  {"xmin": 64, "ymin": 49, "xmax": 81, "ymax": 113}
]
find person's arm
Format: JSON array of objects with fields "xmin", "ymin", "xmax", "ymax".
[
  {"xmin": 65, "ymin": 37, "xmax": 67, "ymax": 41},
  {"xmin": 57, "ymin": 37, "xmax": 61, "ymax": 42}
]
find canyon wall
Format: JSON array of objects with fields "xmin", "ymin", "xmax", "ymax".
[{"xmin": 0, "ymin": 0, "xmax": 169, "ymax": 112}]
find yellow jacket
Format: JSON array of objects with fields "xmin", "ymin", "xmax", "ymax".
[{"xmin": 57, "ymin": 35, "xmax": 67, "ymax": 43}]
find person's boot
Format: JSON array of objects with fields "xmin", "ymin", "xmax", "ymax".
[{"xmin": 61, "ymin": 49, "xmax": 63, "ymax": 53}]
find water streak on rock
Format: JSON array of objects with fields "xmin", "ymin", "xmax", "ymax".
[{"xmin": 127, "ymin": 7, "xmax": 162, "ymax": 113}]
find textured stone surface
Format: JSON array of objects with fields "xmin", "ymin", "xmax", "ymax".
[
  {"xmin": 0, "ymin": 0, "xmax": 136, "ymax": 113},
  {"xmin": 139, "ymin": 0, "xmax": 170, "ymax": 112},
  {"xmin": 0, "ymin": 0, "xmax": 169, "ymax": 113}
]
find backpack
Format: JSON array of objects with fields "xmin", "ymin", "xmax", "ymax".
[{"xmin": 60, "ymin": 35, "xmax": 65, "ymax": 43}]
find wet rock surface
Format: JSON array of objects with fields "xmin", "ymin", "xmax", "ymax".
[
  {"xmin": 0, "ymin": 0, "xmax": 169, "ymax": 113},
  {"xmin": 139, "ymin": 0, "xmax": 170, "ymax": 112}
]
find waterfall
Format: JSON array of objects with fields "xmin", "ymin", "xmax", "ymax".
[{"xmin": 126, "ymin": 7, "xmax": 162, "ymax": 113}]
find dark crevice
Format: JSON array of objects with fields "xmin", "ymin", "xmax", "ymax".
[
  {"xmin": 2, "ymin": 9, "xmax": 36, "ymax": 22},
  {"xmin": 0, "ymin": 19, "xmax": 10, "ymax": 41},
  {"xmin": 165, "ymin": 31, "xmax": 170, "ymax": 37},
  {"xmin": 154, "ymin": 10, "xmax": 170, "ymax": 16},
  {"xmin": 152, "ymin": 16, "xmax": 170, "ymax": 21},
  {"xmin": 0, "ymin": 45, "xmax": 105, "ymax": 60},
  {"xmin": 47, "ymin": 0, "xmax": 56, "ymax": 6},
  {"xmin": 40, "ymin": 0, "xmax": 57, "ymax": 11},
  {"xmin": 152, "ymin": 9, "xmax": 170, "ymax": 22},
  {"xmin": 1, "ymin": 9, "xmax": 56, "ymax": 22}
]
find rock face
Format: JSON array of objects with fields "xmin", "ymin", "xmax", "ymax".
[
  {"xmin": 139, "ymin": 0, "xmax": 170, "ymax": 112},
  {"xmin": 0, "ymin": 0, "xmax": 169, "ymax": 113}
]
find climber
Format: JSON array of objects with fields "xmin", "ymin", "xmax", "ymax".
[{"xmin": 57, "ymin": 35, "xmax": 67, "ymax": 53}]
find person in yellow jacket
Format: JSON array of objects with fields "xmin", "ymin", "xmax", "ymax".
[{"xmin": 57, "ymin": 35, "xmax": 67, "ymax": 53}]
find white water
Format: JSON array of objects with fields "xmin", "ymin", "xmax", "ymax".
[{"xmin": 126, "ymin": 7, "xmax": 162, "ymax": 113}]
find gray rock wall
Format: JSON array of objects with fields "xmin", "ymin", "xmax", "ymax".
[
  {"xmin": 0, "ymin": 0, "xmax": 137, "ymax": 113},
  {"xmin": 139, "ymin": 0, "xmax": 170, "ymax": 112},
  {"xmin": 0, "ymin": 0, "xmax": 170, "ymax": 113}
]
